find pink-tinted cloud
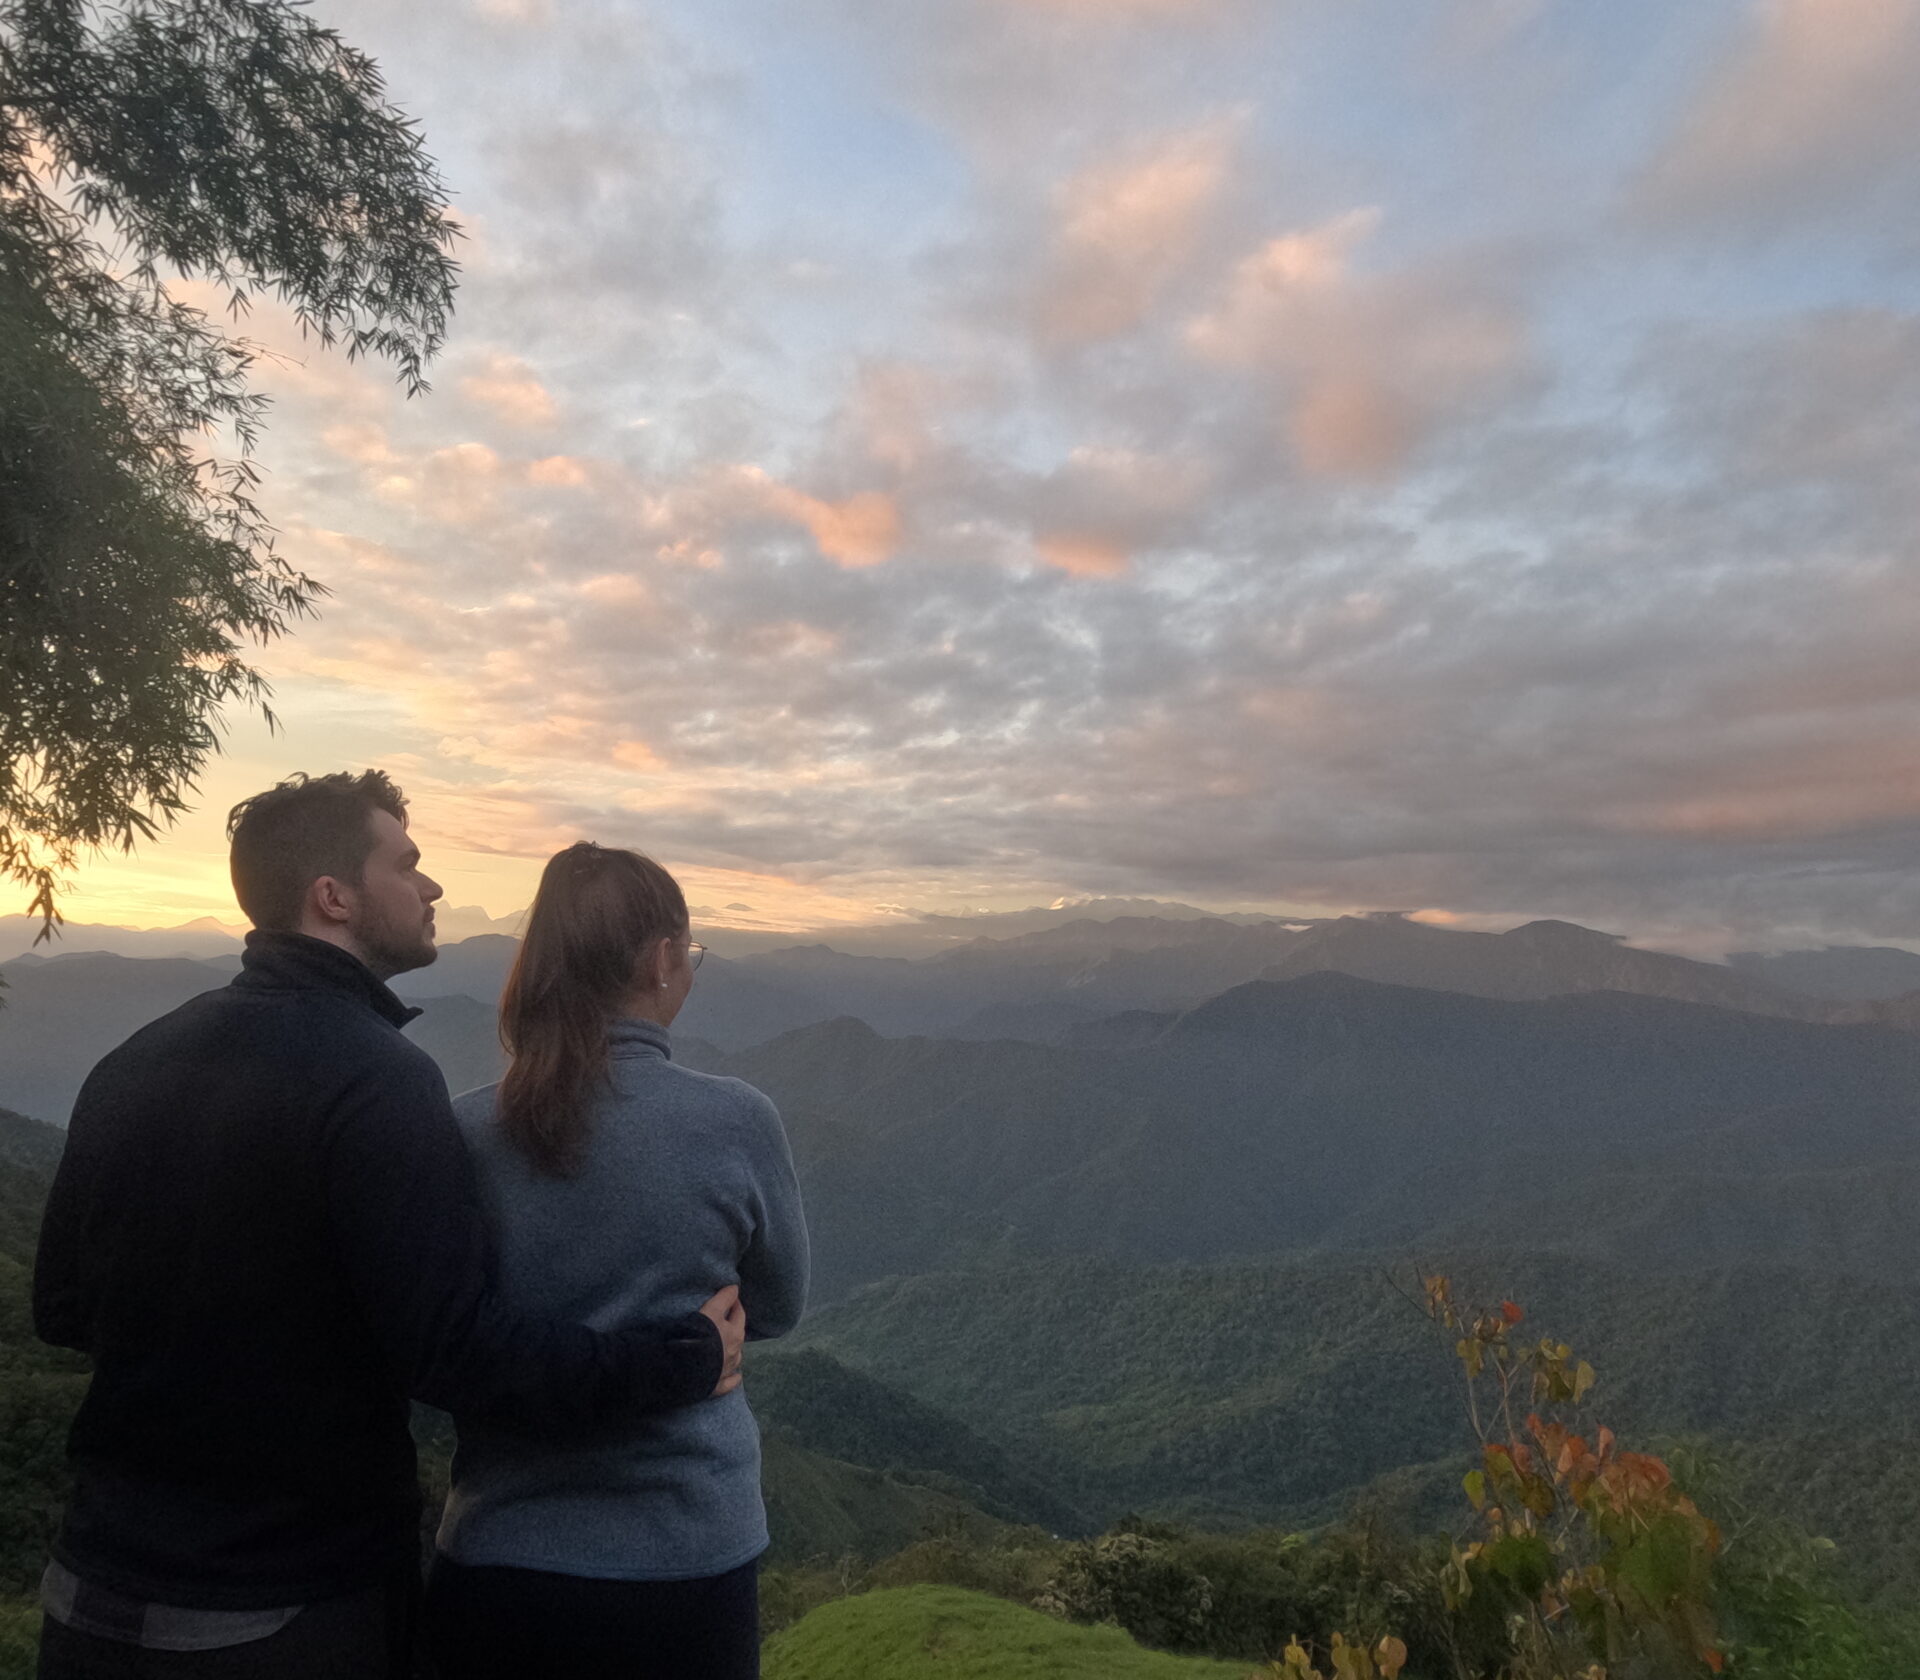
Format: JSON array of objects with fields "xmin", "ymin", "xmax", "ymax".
[
  {"xmin": 459, "ymin": 350, "xmax": 560, "ymax": 426},
  {"xmin": 1633, "ymin": 0, "xmax": 1920, "ymax": 227},
  {"xmin": 1036, "ymin": 121, "xmax": 1236, "ymax": 342},
  {"xmin": 759, "ymin": 479, "xmax": 904, "ymax": 568},
  {"xmin": 382, "ymin": 441, "xmax": 510, "ymax": 524},
  {"xmin": 527, "ymin": 454, "xmax": 592, "ymax": 488},
  {"xmin": 1186, "ymin": 209, "xmax": 1530, "ymax": 477},
  {"xmin": 319, "ymin": 422, "xmax": 398, "ymax": 466},
  {"xmin": 1035, "ymin": 533, "xmax": 1130, "ymax": 576}
]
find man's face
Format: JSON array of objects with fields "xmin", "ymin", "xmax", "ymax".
[{"xmin": 344, "ymin": 810, "xmax": 443, "ymax": 979}]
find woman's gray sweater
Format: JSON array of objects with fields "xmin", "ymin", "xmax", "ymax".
[{"xmin": 435, "ymin": 1017, "xmax": 809, "ymax": 1581}]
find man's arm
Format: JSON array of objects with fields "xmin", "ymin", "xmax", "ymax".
[
  {"xmin": 32, "ymin": 1067, "xmax": 115, "ymax": 1353},
  {"xmin": 320, "ymin": 1051, "xmax": 728, "ymax": 1430}
]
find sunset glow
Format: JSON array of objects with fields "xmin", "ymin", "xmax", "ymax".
[{"xmin": 41, "ymin": 0, "xmax": 1920, "ymax": 954}]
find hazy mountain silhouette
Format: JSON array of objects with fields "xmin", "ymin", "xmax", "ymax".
[
  {"xmin": 405, "ymin": 913, "xmax": 1898, "ymax": 1042},
  {"xmin": 0, "ymin": 953, "xmax": 233, "ymax": 1121},
  {"xmin": 0, "ymin": 950, "xmax": 506, "ymax": 1121},
  {"xmin": 0, "ymin": 906, "xmax": 518, "ymax": 964},
  {"xmin": 12, "ymin": 913, "xmax": 1920, "ymax": 1127},
  {"xmin": 1727, "ymin": 944, "xmax": 1920, "ymax": 1002},
  {"xmin": 1254, "ymin": 915, "xmax": 1814, "ymax": 1013},
  {"xmin": 0, "ymin": 915, "xmax": 244, "ymax": 963}
]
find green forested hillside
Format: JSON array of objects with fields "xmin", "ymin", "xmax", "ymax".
[
  {"xmin": 0, "ymin": 1112, "xmax": 78, "ymax": 1666},
  {"xmin": 750, "ymin": 1349, "xmax": 1087, "ymax": 1535},
  {"xmin": 0, "ymin": 1110, "xmax": 60, "ymax": 1269},
  {"xmin": 762, "ymin": 1585, "xmax": 1256, "ymax": 1679},
  {"xmin": 760, "ymin": 1436, "xmax": 1011, "ymax": 1564},
  {"xmin": 796, "ymin": 1255, "xmax": 1920, "ymax": 1599}
]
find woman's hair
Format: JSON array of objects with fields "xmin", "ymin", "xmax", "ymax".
[{"xmin": 496, "ymin": 842, "xmax": 689, "ymax": 1176}]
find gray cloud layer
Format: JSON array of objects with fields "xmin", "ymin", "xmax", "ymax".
[{"xmin": 224, "ymin": 0, "xmax": 1920, "ymax": 949}]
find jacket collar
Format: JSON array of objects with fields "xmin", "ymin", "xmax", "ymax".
[
  {"xmin": 606, "ymin": 1016, "xmax": 674, "ymax": 1062},
  {"xmin": 234, "ymin": 930, "xmax": 423, "ymax": 1028}
]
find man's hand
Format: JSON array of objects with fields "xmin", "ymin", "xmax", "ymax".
[{"xmin": 699, "ymin": 1284, "xmax": 746, "ymax": 1396}]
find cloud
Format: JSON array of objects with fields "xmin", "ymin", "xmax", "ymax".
[
  {"xmin": 1186, "ymin": 209, "xmax": 1532, "ymax": 477},
  {"xmin": 842, "ymin": 0, "xmax": 1275, "ymax": 176},
  {"xmin": 320, "ymin": 422, "xmax": 397, "ymax": 466},
  {"xmin": 459, "ymin": 351, "xmax": 560, "ymax": 427},
  {"xmin": 770, "ymin": 487, "xmax": 905, "ymax": 569},
  {"xmin": 1632, "ymin": 0, "xmax": 1920, "ymax": 230},
  {"xmin": 528, "ymin": 455, "xmax": 593, "ymax": 488},
  {"xmin": 999, "ymin": 0, "xmax": 1225, "ymax": 17},
  {"xmin": 1035, "ymin": 122, "xmax": 1237, "ymax": 343},
  {"xmin": 1035, "ymin": 533, "xmax": 1130, "ymax": 577},
  {"xmin": 92, "ymin": 0, "xmax": 1920, "ymax": 958},
  {"xmin": 472, "ymin": 0, "xmax": 552, "ymax": 22}
]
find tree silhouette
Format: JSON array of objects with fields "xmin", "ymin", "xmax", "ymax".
[{"xmin": 0, "ymin": 0, "xmax": 457, "ymax": 936}]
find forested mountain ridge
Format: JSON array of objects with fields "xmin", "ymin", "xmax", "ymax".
[{"xmin": 705, "ymin": 973, "xmax": 1920, "ymax": 1300}]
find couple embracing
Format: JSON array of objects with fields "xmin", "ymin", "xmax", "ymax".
[{"xmin": 33, "ymin": 769, "xmax": 809, "ymax": 1679}]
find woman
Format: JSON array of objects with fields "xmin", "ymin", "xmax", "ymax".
[{"xmin": 424, "ymin": 842, "xmax": 809, "ymax": 1680}]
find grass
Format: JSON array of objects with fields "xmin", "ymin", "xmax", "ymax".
[
  {"xmin": 762, "ymin": 1584, "xmax": 1259, "ymax": 1679},
  {"xmin": 0, "ymin": 1596, "xmax": 37, "ymax": 1680}
]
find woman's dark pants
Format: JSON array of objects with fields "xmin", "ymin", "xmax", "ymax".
[{"xmin": 423, "ymin": 1554, "xmax": 760, "ymax": 1680}]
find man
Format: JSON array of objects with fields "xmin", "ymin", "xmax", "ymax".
[{"xmin": 33, "ymin": 770, "xmax": 747, "ymax": 1677}]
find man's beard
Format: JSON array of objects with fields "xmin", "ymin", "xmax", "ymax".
[{"xmin": 351, "ymin": 908, "xmax": 438, "ymax": 980}]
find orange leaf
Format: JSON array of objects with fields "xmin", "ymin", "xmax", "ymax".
[{"xmin": 1501, "ymin": 1300, "xmax": 1524, "ymax": 1325}]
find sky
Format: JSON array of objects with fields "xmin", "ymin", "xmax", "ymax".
[{"xmin": 51, "ymin": 0, "xmax": 1920, "ymax": 954}]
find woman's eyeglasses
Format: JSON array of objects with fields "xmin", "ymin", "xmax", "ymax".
[{"xmin": 686, "ymin": 941, "xmax": 706, "ymax": 971}]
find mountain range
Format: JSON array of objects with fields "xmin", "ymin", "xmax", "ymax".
[
  {"xmin": 13, "ymin": 908, "xmax": 1920, "ymax": 1125},
  {"xmin": 375, "ymin": 911, "xmax": 1920, "ymax": 1041},
  {"xmin": 0, "ymin": 904, "xmax": 531, "ymax": 966}
]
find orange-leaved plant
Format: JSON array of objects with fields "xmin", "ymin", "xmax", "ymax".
[
  {"xmin": 1421, "ymin": 1276, "xmax": 1725, "ymax": 1680},
  {"xmin": 1268, "ymin": 1631, "xmax": 1410, "ymax": 1680}
]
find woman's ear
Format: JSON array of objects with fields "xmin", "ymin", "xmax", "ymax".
[{"xmin": 648, "ymin": 935, "xmax": 674, "ymax": 991}]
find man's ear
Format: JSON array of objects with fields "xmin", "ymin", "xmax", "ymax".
[{"xmin": 310, "ymin": 874, "xmax": 355, "ymax": 927}]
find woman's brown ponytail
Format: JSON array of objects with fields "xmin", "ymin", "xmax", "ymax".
[{"xmin": 495, "ymin": 842, "xmax": 688, "ymax": 1175}]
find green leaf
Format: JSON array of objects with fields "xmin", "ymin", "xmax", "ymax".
[
  {"xmin": 1616, "ymin": 1513, "xmax": 1699, "ymax": 1605},
  {"xmin": 1485, "ymin": 1532, "xmax": 1554, "ymax": 1596}
]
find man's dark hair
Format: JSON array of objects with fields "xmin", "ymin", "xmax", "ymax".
[{"xmin": 227, "ymin": 771, "xmax": 409, "ymax": 932}]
